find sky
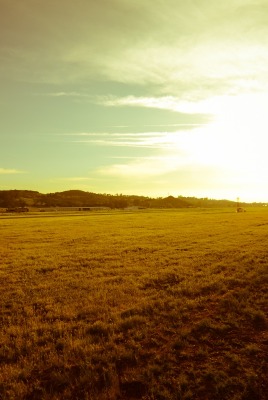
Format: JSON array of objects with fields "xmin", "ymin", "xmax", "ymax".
[{"xmin": 1, "ymin": 0, "xmax": 268, "ymax": 202}]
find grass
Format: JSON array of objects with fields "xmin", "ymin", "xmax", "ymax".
[{"xmin": 0, "ymin": 208, "xmax": 267, "ymax": 399}]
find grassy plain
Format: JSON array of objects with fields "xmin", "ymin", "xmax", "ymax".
[{"xmin": 0, "ymin": 208, "xmax": 267, "ymax": 400}]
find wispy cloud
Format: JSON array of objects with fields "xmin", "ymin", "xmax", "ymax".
[
  {"xmin": 0, "ymin": 168, "xmax": 26, "ymax": 175},
  {"xmin": 61, "ymin": 177, "xmax": 92, "ymax": 182},
  {"xmin": 97, "ymin": 95, "xmax": 183, "ymax": 112},
  {"xmin": 52, "ymin": 177, "xmax": 93, "ymax": 182},
  {"xmin": 96, "ymin": 95, "xmax": 214, "ymax": 115},
  {"xmin": 97, "ymin": 156, "xmax": 185, "ymax": 178},
  {"xmin": 41, "ymin": 92, "xmax": 92, "ymax": 98},
  {"xmin": 66, "ymin": 130, "xmax": 201, "ymax": 149}
]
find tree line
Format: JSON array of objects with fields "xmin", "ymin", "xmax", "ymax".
[{"xmin": 0, "ymin": 190, "xmax": 254, "ymax": 209}]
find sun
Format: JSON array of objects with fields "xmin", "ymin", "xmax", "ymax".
[
  {"xmin": 208, "ymin": 94, "xmax": 268, "ymax": 201},
  {"xmin": 169, "ymin": 93, "xmax": 268, "ymax": 202}
]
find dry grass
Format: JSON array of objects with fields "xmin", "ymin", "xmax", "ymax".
[{"xmin": 0, "ymin": 208, "xmax": 267, "ymax": 399}]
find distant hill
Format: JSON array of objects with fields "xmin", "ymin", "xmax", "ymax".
[{"xmin": 0, "ymin": 189, "xmax": 253, "ymax": 209}]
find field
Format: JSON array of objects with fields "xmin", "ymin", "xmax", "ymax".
[{"xmin": 0, "ymin": 208, "xmax": 267, "ymax": 400}]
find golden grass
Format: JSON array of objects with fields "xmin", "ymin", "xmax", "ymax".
[{"xmin": 0, "ymin": 208, "xmax": 267, "ymax": 399}]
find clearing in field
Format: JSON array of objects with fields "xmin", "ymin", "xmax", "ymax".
[{"xmin": 0, "ymin": 208, "xmax": 267, "ymax": 400}]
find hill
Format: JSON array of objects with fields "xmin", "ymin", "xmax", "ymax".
[{"xmin": 0, "ymin": 189, "xmax": 252, "ymax": 210}]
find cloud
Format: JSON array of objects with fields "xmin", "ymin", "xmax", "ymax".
[
  {"xmin": 60, "ymin": 177, "xmax": 92, "ymax": 182},
  {"xmin": 61, "ymin": 1, "xmax": 268, "ymax": 99},
  {"xmin": 43, "ymin": 92, "xmax": 92, "ymax": 98},
  {"xmin": 49, "ymin": 177, "xmax": 95, "ymax": 184},
  {"xmin": 96, "ymin": 40, "xmax": 268, "ymax": 99},
  {"xmin": 96, "ymin": 95, "xmax": 214, "ymax": 115},
  {"xmin": 97, "ymin": 156, "xmax": 185, "ymax": 178},
  {"xmin": 2, "ymin": 0, "xmax": 268, "ymax": 99},
  {"xmin": 66, "ymin": 129, "xmax": 202, "ymax": 149},
  {"xmin": 0, "ymin": 168, "xmax": 25, "ymax": 174}
]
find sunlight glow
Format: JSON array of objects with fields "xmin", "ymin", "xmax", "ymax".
[{"xmin": 171, "ymin": 93, "xmax": 268, "ymax": 201}]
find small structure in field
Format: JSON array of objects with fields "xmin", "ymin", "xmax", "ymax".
[
  {"xmin": 236, "ymin": 197, "xmax": 246, "ymax": 212},
  {"xmin": 6, "ymin": 207, "xmax": 29, "ymax": 213}
]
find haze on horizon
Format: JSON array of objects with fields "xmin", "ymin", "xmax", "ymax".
[{"xmin": 1, "ymin": 0, "xmax": 268, "ymax": 202}]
